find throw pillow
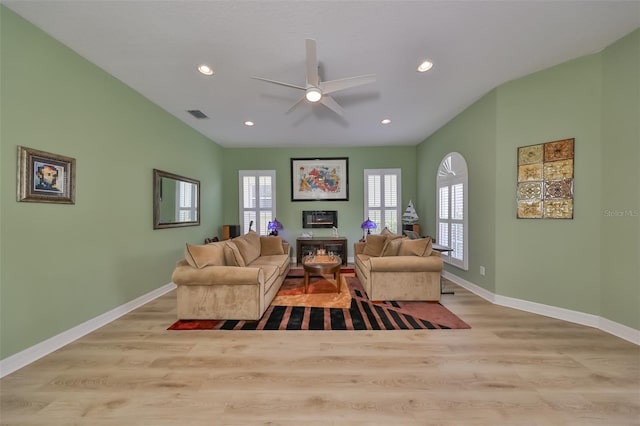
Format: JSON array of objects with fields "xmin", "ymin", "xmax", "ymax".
[
  {"xmin": 362, "ymin": 234, "xmax": 387, "ymax": 257},
  {"xmin": 231, "ymin": 231, "xmax": 261, "ymax": 265},
  {"xmin": 397, "ymin": 237, "xmax": 433, "ymax": 257},
  {"xmin": 380, "ymin": 237, "xmax": 404, "ymax": 256},
  {"xmin": 223, "ymin": 243, "xmax": 244, "ymax": 267},
  {"xmin": 184, "ymin": 242, "xmax": 227, "ymax": 269},
  {"xmin": 260, "ymin": 236, "xmax": 284, "ymax": 256},
  {"xmin": 380, "ymin": 227, "xmax": 397, "ymax": 236}
]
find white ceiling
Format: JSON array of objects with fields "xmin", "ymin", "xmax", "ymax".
[{"xmin": 4, "ymin": 0, "xmax": 639, "ymax": 148}]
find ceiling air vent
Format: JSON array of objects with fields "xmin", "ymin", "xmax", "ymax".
[{"xmin": 187, "ymin": 110, "xmax": 208, "ymax": 119}]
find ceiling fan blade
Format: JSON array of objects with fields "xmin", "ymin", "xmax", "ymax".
[
  {"xmin": 286, "ymin": 96, "xmax": 306, "ymax": 114},
  {"xmin": 320, "ymin": 74, "xmax": 376, "ymax": 95},
  {"xmin": 320, "ymin": 95, "xmax": 345, "ymax": 116},
  {"xmin": 252, "ymin": 76, "xmax": 305, "ymax": 91},
  {"xmin": 305, "ymin": 38, "xmax": 319, "ymax": 87}
]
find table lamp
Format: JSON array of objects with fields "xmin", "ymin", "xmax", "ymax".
[
  {"xmin": 360, "ymin": 217, "xmax": 377, "ymax": 239},
  {"xmin": 267, "ymin": 218, "xmax": 283, "ymax": 236}
]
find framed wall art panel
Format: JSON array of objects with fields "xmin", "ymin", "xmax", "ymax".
[
  {"xmin": 517, "ymin": 138, "xmax": 574, "ymax": 219},
  {"xmin": 291, "ymin": 157, "xmax": 349, "ymax": 201}
]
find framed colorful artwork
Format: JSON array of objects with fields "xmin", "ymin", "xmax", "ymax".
[
  {"xmin": 517, "ymin": 138, "xmax": 574, "ymax": 219},
  {"xmin": 17, "ymin": 146, "xmax": 76, "ymax": 204},
  {"xmin": 291, "ymin": 157, "xmax": 349, "ymax": 201}
]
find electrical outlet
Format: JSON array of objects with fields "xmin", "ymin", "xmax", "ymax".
[{"xmin": 480, "ymin": 266, "xmax": 486, "ymax": 276}]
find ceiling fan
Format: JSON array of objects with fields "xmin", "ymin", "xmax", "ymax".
[{"xmin": 252, "ymin": 39, "xmax": 376, "ymax": 117}]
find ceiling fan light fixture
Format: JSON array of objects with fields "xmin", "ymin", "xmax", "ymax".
[
  {"xmin": 417, "ymin": 60, "xmax": 433, "ymax": 73},
  {"xmin": 197, "ymin": 64, "xmax": 214, "ymax": 76},
  {"xmin": 381, "ymin": 118, "xmax": 391, "ymax": 125},
  {"xmin": 244, "ymin": 120, "xmax": 254, "ymax": 126},
  {"xmin": 305, "ymin": 87, "xmax": 322, "ymax": 103}
]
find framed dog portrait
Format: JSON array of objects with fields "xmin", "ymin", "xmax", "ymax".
[{"xmin": 17, "ymin": 146, "xmax": 76, "ymax": 204}]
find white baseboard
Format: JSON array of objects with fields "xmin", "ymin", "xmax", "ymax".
[
  {"xmin": 443, "ymin": 271, "xmax": 639, "ymax": 345},
  {"xmin": 0, "ymin": 283, "xmax": 177, "ymax": 378}
]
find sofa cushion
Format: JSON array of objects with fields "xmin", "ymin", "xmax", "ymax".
[
  {"xmin": 232, "ymin": 231, "xmax": 261, "ymax": 265},
  {"xmin": 260, "ymin": 236, "xmax": 285, "ymax": 256},
  {"xmin": 362, "ymin": 234, "xmax": 387, "ymax": 257},
  {"xmin": 250, "ymin": 254, "xmax": 290, "ymax": 276},
  {"xmin": 224, "ymin": 242, "xmax": 246, "ymax": 267},
  {"xmin": 381, "ymin": 237, "xmax": 404, "ymax": 256},
  {"xmin": 398, "ymin": 237, "xmax": 433, "ymax": 257},
  {"xmin": 184, "ymin": 242, "xmax": 227, "ymax": 269}
]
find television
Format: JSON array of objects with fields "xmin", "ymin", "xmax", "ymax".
[{"xmin": 302, "ymin": 210, "xmax": 337, "ymax": 228}]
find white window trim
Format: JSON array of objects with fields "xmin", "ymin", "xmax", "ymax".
[
  {"xmin": 364, "ymin": 168, "xmax": 402, "ymax": 235},
  {"xmin": 436, "ymin": 153, "xmax": 468, "ymax": 270},
  {"xmin": 238, "ymin": 170, "xmax": 276, "ymax": 236}
]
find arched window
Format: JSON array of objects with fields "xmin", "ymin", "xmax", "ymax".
[{"xmin": 436, "ymin": 153, "xmax": 468, "ymax": 270}]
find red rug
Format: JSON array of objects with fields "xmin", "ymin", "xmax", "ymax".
[{"xmin": 169, "ymin": 275, "xmax": 470, "ymax": 331}]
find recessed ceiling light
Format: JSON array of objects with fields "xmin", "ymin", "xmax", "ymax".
[
  {"xmin": 417, "ymin": 60, "xmax": 433, "ymax": 73},
  {"xmin": 197, "ymin": 64, "xmax": 214, "ymax": 76},
  {"xmin": 244, "ymin": 121, "xmax": 254, "ymax": 126},
  {"xmin": 381, "ymin": 119, "xmax": 391, "ymax": 125}
]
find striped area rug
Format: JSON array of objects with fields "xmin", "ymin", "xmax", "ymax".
[{"xmin": 168, "ymin": 276, "xmax": 470, "ymax": 331}]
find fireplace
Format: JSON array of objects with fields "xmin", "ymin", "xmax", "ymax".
[{"xmin": 302, "ymin": 210, "xmax": 337, "ymax": 228}]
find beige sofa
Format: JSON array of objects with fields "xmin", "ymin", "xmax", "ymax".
[
  {"xmin": 171, "ymin": 231, "xmax": 290, "ymax": 320},
  {"xmin": 354, "ymin": 230, "xmax": 442, "ymax": 301}
]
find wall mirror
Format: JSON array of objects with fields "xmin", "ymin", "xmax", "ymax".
[{"xmin": 153, "ymin": 169, "xmax": 200, "ymax": 229}]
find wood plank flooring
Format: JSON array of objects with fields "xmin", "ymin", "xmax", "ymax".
[{"xmin": 1, "ymin": 279, "xmax": 638, "ymax": 425}]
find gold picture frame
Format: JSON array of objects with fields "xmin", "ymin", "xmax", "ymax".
[{"xmin": 17, "ymin": 146, "xmax": 76, "ymax": 204}]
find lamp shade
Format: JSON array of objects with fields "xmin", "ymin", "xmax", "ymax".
[
  {"xmin": 267, "ymin": 218, "xmax": 283, "ymax": 235},
  {"xmin": 361, "ymin": 218, "xmax": 377, "ymax": 230}
]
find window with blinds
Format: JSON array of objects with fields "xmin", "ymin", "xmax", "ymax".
[
  {"xmin": 364, "ymin": 169, "xmax": 402, "ymax": 234},
  {"xmin": 239, "ymin": 170, "xmax": 276, "ymax": 235},
  {"xmin": 436, "ymin": 153, "xmax": 468, "ymax": 269},
  {"xmin": 177, "ymin": 181, "xmax": 198, "ymax": 221}
]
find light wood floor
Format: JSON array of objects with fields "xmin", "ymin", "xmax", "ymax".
[{"xmin": 1, "ymin": 279, "xmax": 638, "ymax": 425}]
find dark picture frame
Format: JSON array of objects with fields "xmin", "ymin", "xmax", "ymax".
[
  {"xmin": 153, "ymin": 169, "xmax": 201, "ymax": 229},
  {"xmin": 291, "ymin": 157, "xmax": 349, "ymax": 201},
  {"xmin": 17, "ymin": 146, "xmax": 76, "ymax": 204}
]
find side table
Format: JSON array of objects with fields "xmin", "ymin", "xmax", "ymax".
[{"xmin": 433, "ymin": 243, "xmax": 454, "ymax": 295}]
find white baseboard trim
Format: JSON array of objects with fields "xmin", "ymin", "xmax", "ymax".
[
  {"xmin": 443, "ymin": 271, "xmax": 639, "ymax": 345},
  {"xmin": 0, "ymin": 282, "xmax": 177, "ymax": 378}
]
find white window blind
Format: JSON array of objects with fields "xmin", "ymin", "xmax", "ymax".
[
  {"xmin": 364, "ymin": 169, "xmax": 401, "ymax": 234},
  {"xmin": 436, "ymin": 153, "xmax": 468, "ymax": 270},
  {"xmin": 176, "ymin": 181, "xmax": 197, "ymax": 222},
  {"xmin": 239, "ymin": 170, "xmax": 276, "ymax": 235}
]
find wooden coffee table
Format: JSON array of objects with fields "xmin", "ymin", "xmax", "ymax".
[{"xmin": 302, "ymin": 255, "xmax": 342, "ymax": 294}]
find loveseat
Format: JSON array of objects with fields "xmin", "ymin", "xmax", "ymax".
[
  {"xmin": 354, "ymin": 229, "xmax": 442, "ymax": 301},
  {"xmin": 171, "ymin": 231, "xmax": 290, "ymax": 320}
]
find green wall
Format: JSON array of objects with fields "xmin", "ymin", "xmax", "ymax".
[
  {"xmin": 419, "ymin": 29, "xmax": 639, "ymax": 329},
  {"xmin": 221, "ymin": 146, "xmax": 418, "ymax": 257},
  {"xmin": 416, "ymin": 91, "xmax": 498, "ymax": 291},
  {"xmin": 495, "ymin": 53, "xmax": 603, "ymax": 314},
  {"xmin": 600, "ymin": 30, "xmax": 640, "ymax": 328},
  {"xmin": 0, "ymin": 7, "xmax": 225, "ymax": 359}
]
